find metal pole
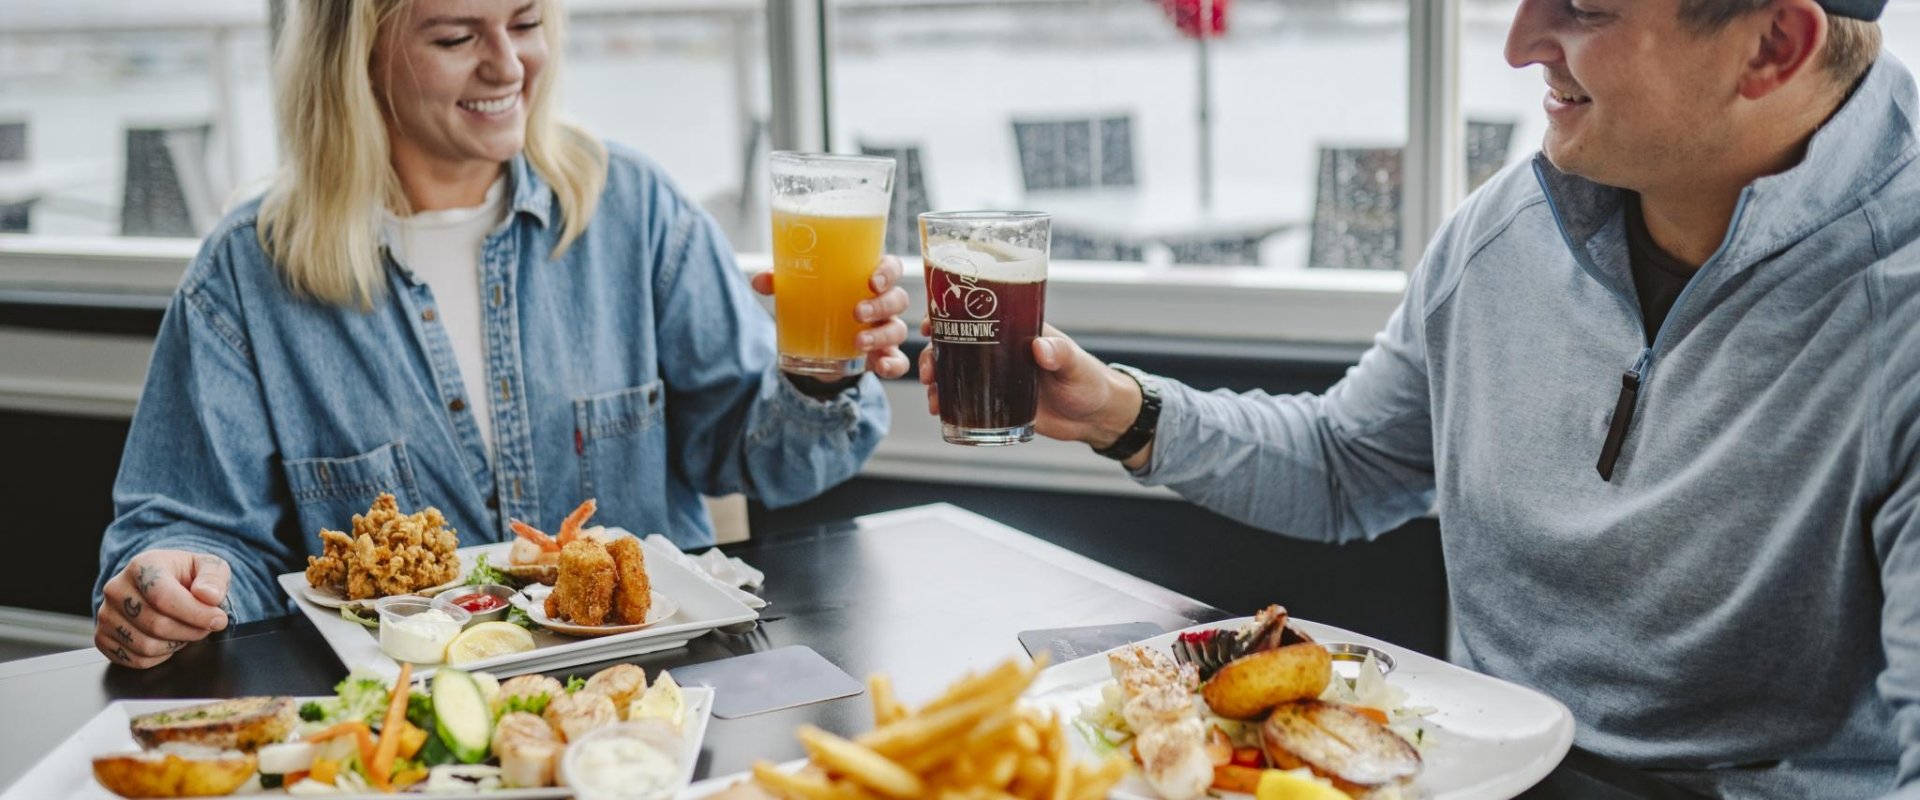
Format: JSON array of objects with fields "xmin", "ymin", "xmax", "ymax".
[
  {"xmin": 1197, "ymin": 0, "xmax": 1213, "ymax": 211},
  {"xmin": 211, "ymin": 26, "xmax": 241, "ymax": 198},
  {"xmin": 1403, "ymin": 0, "xmax": 1462, "ymax": 271},
  {"xmin": 766, "ymin": 0, "xmax": 829, "ymax": 153}
]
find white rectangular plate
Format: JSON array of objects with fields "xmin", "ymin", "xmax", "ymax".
[
  {"xmin": 1022, "ymin": 618, "xmax": 1576, "ymax": 800},
  {"xmin": 5, "ymin": 688, "xmax": 714, "ymax": 800},
  {"xmin": 278, "ymin": 537, "xmax": 760, "ymax": 680},
  {"xmin": 680, "ymin": 618, "xmax": 1574, "ymax": 800}
]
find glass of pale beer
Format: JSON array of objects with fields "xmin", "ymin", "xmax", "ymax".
[
  {"xmin": 919, "ymin": 211, "xmax": 1050, "ymax": 446},
  {"xmin": 769, "ymin": 152, "xmax": 896, "ymax": 378}
]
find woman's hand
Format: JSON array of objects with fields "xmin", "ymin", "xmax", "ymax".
[
  {"xmin": 95, "ymin": 550, "xmax": 231, "ymax": 669},
  {"xmin": 751, "ymin": 255, "xmax": 913, "ymax": 379}
]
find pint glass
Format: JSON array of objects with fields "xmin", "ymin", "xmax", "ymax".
[
  {"xmin": 770, "ymin": 152, "xmax": 896, "ymax": 378},
  {"xmin": 919, "ymin": 211, "xmax": 1050, "ymax": 446}
]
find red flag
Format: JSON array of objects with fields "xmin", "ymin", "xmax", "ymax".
[{"xmin": 1161, "ymin": 0, "xmax": 1229, "ymax": 39}]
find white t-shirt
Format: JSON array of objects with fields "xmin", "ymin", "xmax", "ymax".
[{"xmin": 382, "ymin": 178, "xmax": 508, "ymax": 460}]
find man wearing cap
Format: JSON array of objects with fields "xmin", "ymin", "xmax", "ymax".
[{"xmin": 920, "ymin": 0, "xmax": 1916, "ymax": 795}]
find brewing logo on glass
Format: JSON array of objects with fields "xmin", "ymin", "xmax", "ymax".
[
  {"xmin": 783, "ymin": 221, "xmax": 817, "ymax": 273},
  {"xmin": 931, "ymin": 274, "xmax": 1000, "ymax": 343}
]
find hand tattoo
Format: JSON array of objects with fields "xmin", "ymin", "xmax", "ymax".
[
  {"xmin": 122, "ymin": 595, "xmax": 143, "ymax": 619},
  {"xmin": 114, "ymin": 625, "xmax": 133, "ymax": 644},
  {"xmin": 134, "ymin": 564, "xmax": 158, "ymax": 596},
  {"xmin": 110, "ymin": 645, "xmax": 131, "ymax": 664}
]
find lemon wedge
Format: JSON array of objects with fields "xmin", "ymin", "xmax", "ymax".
[
  {"xmin": 445, "ymin": 622, "xmax": 536, "ymax": 665},
  {"xmin": 627, "ymin": 670, "xmax": 685, "ymax": 730},
  {"xmin": 1255, "ymin": 768, "xmax": 1349, "ymax": 800}
]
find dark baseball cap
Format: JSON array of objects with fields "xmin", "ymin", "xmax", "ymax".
[{"xmin": 1820, "ymin": 0, "xmax": 1886, "ymax": 21}]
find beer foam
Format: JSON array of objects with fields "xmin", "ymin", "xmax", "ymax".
[
  {"xmin": 772, "ymin": 188, "xmax": 891, "ymax": 217},
  {"xmin": 925, "ymin": 241, "xmax": 1047, "ymax": 283}
]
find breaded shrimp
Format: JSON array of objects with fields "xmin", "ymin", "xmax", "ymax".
[
  {"xmin": 547, "ymin": 539, "xmax": 615, "ymax": 625},
  {"xmin": 606, "ymin": 536, "xmax": 653, "ymax": 625}
]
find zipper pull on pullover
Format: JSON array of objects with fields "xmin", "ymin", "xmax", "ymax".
[{"xmin": 1597, "ymin": 349, "xmax": 1651, "ymax": 481}]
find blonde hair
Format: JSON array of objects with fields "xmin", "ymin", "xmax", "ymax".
[{"xmin": 258, "ymin": 0, "xmax": 607, "ymax": 308}]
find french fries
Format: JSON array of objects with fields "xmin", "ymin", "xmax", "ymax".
[{"xmin": 753, "ymin": 658, "xmax": 1128, "ymax": 800}]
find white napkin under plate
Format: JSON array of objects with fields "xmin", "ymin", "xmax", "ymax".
[{"xmin": 641, "ymin": 533, "xmax": 768, "ymax": 610}]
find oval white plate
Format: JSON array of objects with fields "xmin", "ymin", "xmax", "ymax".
[
  {"xmin": 512, "ymin": 587, "xmax": 679, "ymax": 637},
  {"xmin": 301, "ymin": 574, "xmax": 465, "ymax": 610}
]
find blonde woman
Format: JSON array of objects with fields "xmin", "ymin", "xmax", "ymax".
[{"xmin": 90, "ymin": 0, "xmax": 909, "ymax": 668}]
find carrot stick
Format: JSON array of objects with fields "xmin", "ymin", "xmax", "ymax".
[
  {"xmin": 556, "ymin": 499, "xmax": 597, "ymax": 547},
  {"xmin": 310, "ymin": 723, "xmax": 380, "ymax": 789},
  {"xmin": 369, "ymin": 663, "xmax": 412, "ymax": 792},
  {"xmin": 303, "ymin": 721, "xmax": 369, "ymax": 743},
  {"xmin": 1354, "ymin": 706, "xmax": 1390, "ymax": 725},
  {"xmin": 511, "ymin": 520, "xmax": 559, "ymax": 552}
]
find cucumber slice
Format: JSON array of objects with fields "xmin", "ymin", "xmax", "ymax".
[{"xmin": 431, "ymin": 668, "xmax": 495, "ymax": 764}]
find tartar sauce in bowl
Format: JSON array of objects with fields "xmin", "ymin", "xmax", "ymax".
[
  {"xmin": 376, "ymin": 596, "xmax": 470, "ymax": 664},
  {"xmin": 562, "ymin": 720, "xmax": 688, "ymax": 800}
]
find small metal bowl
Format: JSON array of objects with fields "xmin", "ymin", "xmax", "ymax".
[
  {"xmin": 1321, "ymin": 642, "xmax": 1396, "ymax": 682},
  {"xmin": 440, "ymin": 583, "xmax": 517, "ymax": 625}
]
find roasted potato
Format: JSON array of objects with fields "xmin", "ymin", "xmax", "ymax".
[
  {"xmin": 1262, "ymin": 700, "xmax": 1421, "ymax": 791},
  {"xmin": 92, "ymin": 751, "xmax": 256, "ymax": 798},
  {"xmin": 1200, "ymin": 643, "xmax": 1332, "ymax": 719}
]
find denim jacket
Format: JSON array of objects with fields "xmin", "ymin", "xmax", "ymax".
[{"xmin": 94, "ymin": 144, "xmax": 889, "ymax": 623}]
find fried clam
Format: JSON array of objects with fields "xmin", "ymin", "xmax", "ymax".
[
  {"xmin": 1201, "ymin": 642, "xmax": 1332, "ymax": 720},
  {"xmin": 544, "ymin": 689, "xmax": 618, "ymax": 742},
  {"xmin": 581, "ymin": 664, "xmax": 648, "ymax": 717},
  {"xmin": 492, "ymin": 711, "xmax": 562, "ymax": 788},
  {"xmin": 303, "ymin": 493, "xmax": 460, "ymax": 599},
  {"xmin": 1261, "ymin": 700, "xmax": 1422, "ymax": 793}
]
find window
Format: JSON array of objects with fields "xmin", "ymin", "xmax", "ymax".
[
  {"xmin": 0, "ymin": 2, "xmax": 770, "ymax": 246},
  {"xmin": 827, "ymin": 0, "xmax": 1410, "ymax": 272},
  {"xmin": 560, "ymin": 3, "xmax": 772, "ymax": 252},
  {"xmin": 0, "ymin": 5, "xmax": 276, "ymax": 238}
]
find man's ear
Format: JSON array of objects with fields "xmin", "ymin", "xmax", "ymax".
[{"xmin": 1738, "ymin": 0, "xmax": 1827, "ymax": 100}]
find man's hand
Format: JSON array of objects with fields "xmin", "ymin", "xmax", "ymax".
[
  {"xmin": 918, "ymin": 323, "xmax": 1152, "ymax": 468},
  {"xmin": 95, "ymin": 550, "xmax": 231, "ymax": 669},
  {"xmin": 751, "ymin": 254, "xmax": 913, "ymax": 379}
]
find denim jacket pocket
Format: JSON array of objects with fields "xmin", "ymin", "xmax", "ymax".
[
  {"xmin": 281, "ymin": 442, "xmax": 422, "ymax": 532},
  {"xmin": 573, "ymin": 381, "xmax": 667, "ymax": 504}
]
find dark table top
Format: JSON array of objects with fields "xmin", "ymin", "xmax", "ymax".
[{"xmin": 0, "ymin": 503, "xmax": 1700, "ymax": 799}]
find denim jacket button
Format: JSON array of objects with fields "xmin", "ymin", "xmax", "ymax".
[
  {"xmin": 422, "ymin": 308, "xmax": 437, "ymax": 322},
  {"xmin": 485, "ymin": 494, "xmax": 499, "ymax": 510},
  {"xmin": 449, "ymin": 398, "xmax": 466, "ymax": 412}
]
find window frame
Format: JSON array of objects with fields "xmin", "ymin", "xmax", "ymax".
[
  {"xmin": 0, "ymin": 0, "xmax": 1468, "ymax": 496},
  {"xmin": 0, "ymin": 0, "xmax": 1463, "ymax": 343}
]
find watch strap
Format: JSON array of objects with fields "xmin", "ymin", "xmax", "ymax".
[{"xmin": 1094, "ymin": 364, "xmax": 1161, "ymax": 462}]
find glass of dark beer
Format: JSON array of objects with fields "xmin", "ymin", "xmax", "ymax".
[{"xmin": 919, "ymin": 211, "xmax": 1050, "ymax": 446}]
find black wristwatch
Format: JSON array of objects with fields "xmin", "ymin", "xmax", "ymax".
[{"xmin": 1094, "ymin": 364, "xmax": 1161, "ymax": 462}]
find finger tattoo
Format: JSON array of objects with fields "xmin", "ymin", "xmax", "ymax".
[
  {"xmin": 122, "ymin": 595, "xmax": 143, "ymax": 619},
  {"xmin": 114, "ymin": 625, "xmax": 134, "ymax": 644},
  {"xmin": 110, "ymin": 645, "xmax": 131, "ymax": 664},
  {"xmin": 134, "ymin": 564, "xmax": 158, "ymax": 596}
]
